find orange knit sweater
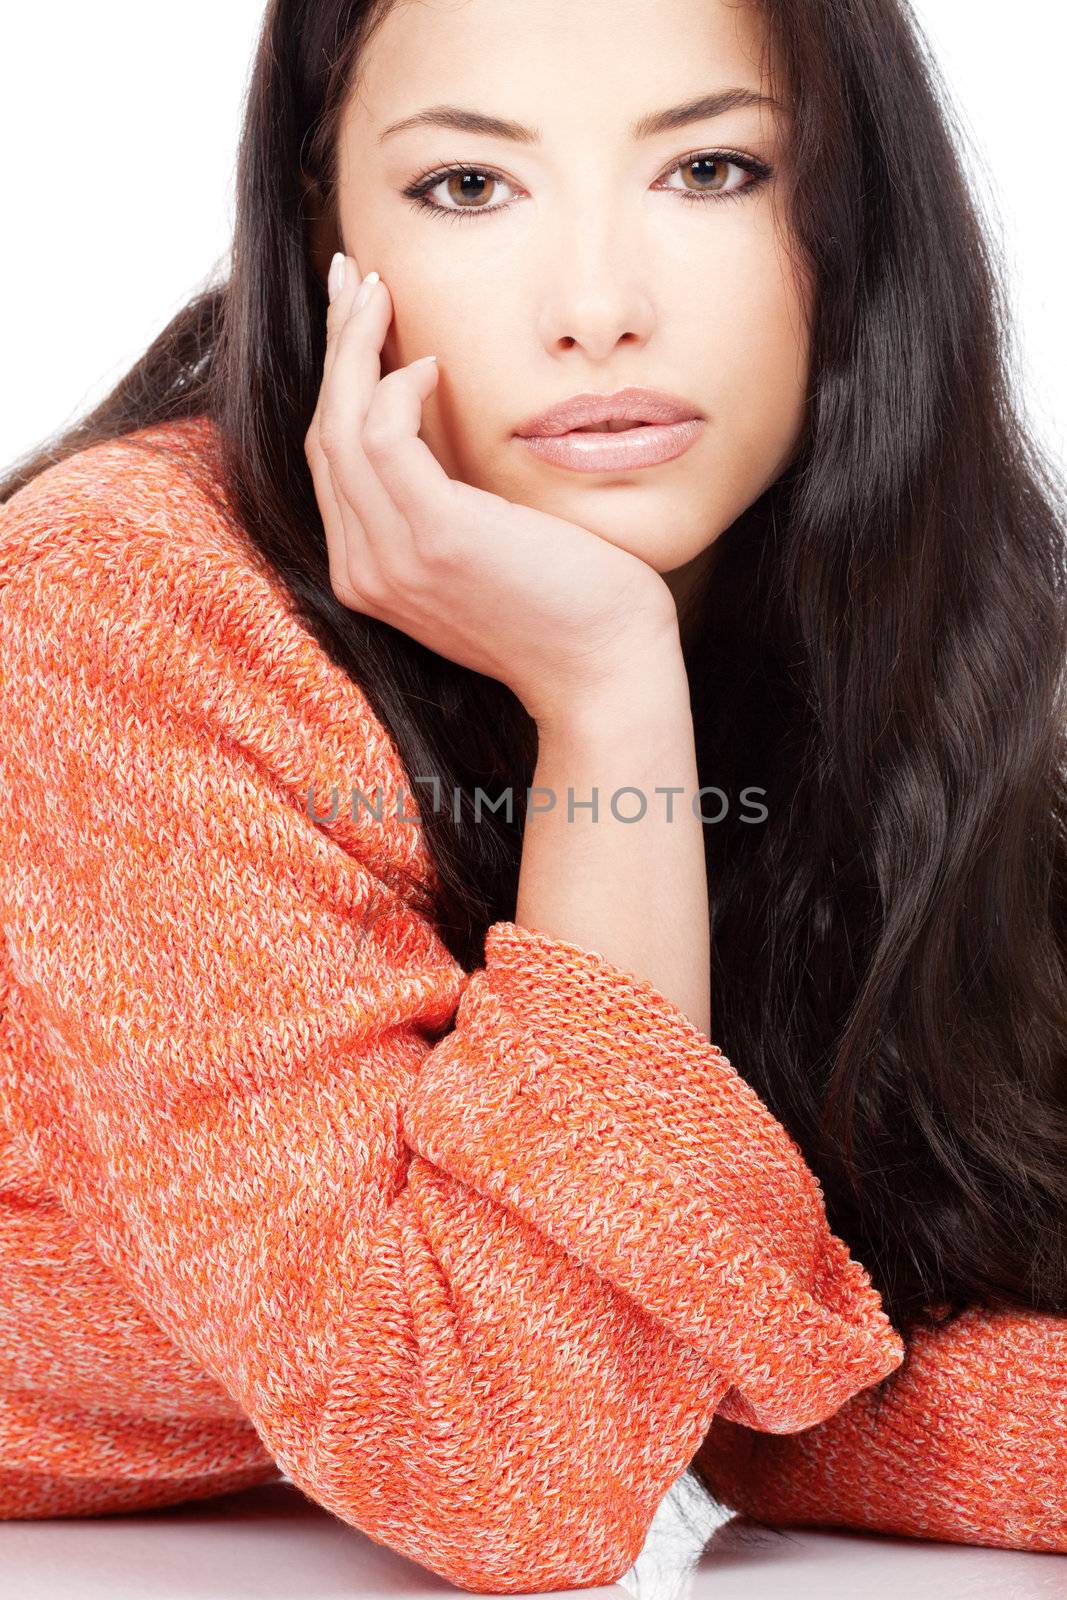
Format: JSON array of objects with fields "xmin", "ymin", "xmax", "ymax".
[{"xmin": 0, "ymin": 416, "xmax": 1062, "ymax": 1589}]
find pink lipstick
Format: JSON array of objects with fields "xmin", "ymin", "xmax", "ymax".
[
  {"xmin": 517, "ymin": 419, "xmax": 705, "ymax": 472},
  {"xmin": 514, "ymin": 385, "xmax": 705, "ymax": 473}
]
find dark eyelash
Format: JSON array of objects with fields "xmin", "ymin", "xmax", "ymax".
[{"xmin": 401, "ymin": 149, "xmax": 773, "ymax": 223}]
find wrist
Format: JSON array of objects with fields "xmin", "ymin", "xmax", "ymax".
[{"xmin": 531, "ymin": 633, "xmax": 690, "ymax": 741}]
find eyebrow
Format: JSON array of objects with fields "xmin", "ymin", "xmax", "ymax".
[{"xmin": 378, "ymin": 88, "xmax": 781, "ymax": 145}]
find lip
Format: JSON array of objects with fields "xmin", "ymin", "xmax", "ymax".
[
  {"xmin": 514, "ymin": 385, "xmax": 704, "ymax": 437},
  {"xmin": 516, "ymin": 417, "xmax": 706, "ymax": 473}
]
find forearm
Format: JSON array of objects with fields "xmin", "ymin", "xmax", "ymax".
[
  {"xmin": 695, "ymin": 1305, "xmax": 1067, "ymax": 1555},
  {"xmin": 515, "ymin": 640, "xmax": 711, "ymax": 1038}
]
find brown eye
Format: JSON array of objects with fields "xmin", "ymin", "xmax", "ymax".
[
  {"xmin": 441, "ymin": 170, "xmax": 498, "ymax": 208},
  {"xmin": 679, "ymin": 155, "xmax": 731, "ymax": 192},
  {"xmin": 658, "ymin": 153, "xmax": 764, "ymax": 202},
  {"xmin": 402, "ymin": 164, "xmax": 520, "ymax": 221}
]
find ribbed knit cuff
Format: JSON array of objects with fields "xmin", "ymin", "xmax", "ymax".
[
  {"xmin": 403, "ymin": 920, "xmax": 904, "ymax": 1432},
  {"xmin": 695, "ymin": 1305, "xmax": 1067, "ymax": 1553}
]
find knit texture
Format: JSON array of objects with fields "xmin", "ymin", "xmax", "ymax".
[
  {"xmin": 0, "ymin": 416, "xmax": 1060, "ymax": 1585},
  {"xmin": 695, "ymin": 1301, "xmax": 1066, "ymax": 1555}
]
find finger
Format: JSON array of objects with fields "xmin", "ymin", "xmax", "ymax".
[
  {"xmin": 316, "ymin": 272, "xmax": 419, "ymax": 604},
  {"xmin": 317, "ymin": 277, "xmax": 415, "ymax": 557},
  {"xmin": 308, "ymin": 254, "xmax": 388, "ymax": 613},
  {"xmin": 319, "ymin": 272, "xmax": 390, "ymax": 449},
  {"xmin": 360, "ymin": 355, "xmax": 456, "ymax": 534},
  {"xmin": 324, "ymin": 253, "xmax": 365, "ymax": 382},
  {"xmin": 305, "ymin": 406, "xmax": 379, "ymax": 613},
  {"xmin": 306, "ymin": 251, "xmax": 365, "ymax": 507}
]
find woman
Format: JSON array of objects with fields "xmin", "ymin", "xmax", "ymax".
[{"xmin": 0, "ymin": 0, "xmax": 1064, "ymax": 1586}]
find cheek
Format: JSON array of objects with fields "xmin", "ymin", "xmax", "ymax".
[
  {"xmin": 375, "ymin": 270, "xmax": 443, "ymax": 374},
  {"xmin": 715, "ymin": 255, "xmax": 811, "ymax": 447},
  {"xmin": 380, "ymin": 290, "xmax": 486, "ymax": 396},
  {"xmin": 686, "ymin": 245, "xmax": 811, "ymax": 508}
]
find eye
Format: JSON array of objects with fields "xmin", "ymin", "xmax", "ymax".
[
  {"xmin": 656, "ymin": 151, "xmax": 772, "ymax": 204},
  {"xmin": 401, "ymin": 148, "xmax": 773, "ymax": 222},
  {"xmin": 402, "ymin": 165, "xmax": 518, "ymax": 220}
]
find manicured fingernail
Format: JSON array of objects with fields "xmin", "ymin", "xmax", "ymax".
[
  {"xmin": 353, "ymin": 270, "xmax": 380, "ymax": 313},
  {"xmin": 410, "ymin": 355, "xmax": 438, "ymax": 367},
  {"xmin": 327, "ymin": 251, "xmax": 347, "ymax": 303}
]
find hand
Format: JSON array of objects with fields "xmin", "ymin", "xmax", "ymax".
[{"xmin": 303, "ymin": 255, "xmax": 681, "ymax": 725}]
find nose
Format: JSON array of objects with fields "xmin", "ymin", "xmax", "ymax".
[{"xmin": 535, "ymin": 208, "xmax": 656, "ymax": 361}]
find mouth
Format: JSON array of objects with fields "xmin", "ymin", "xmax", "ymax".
[
  {"xmin": 514, "ymin": 386, "xmax": 704, "ymax": 438},
  {"xmin": 515, "ymin": 415, "xmax": 706, "ymax": 473},
  {"xmin": 567, "ymin": 420, "xmax": 655, "ymax": 433}
]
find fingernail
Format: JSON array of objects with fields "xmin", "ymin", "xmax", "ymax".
[
  {"xmin": 410, "ymin": 355, "xmax": 438, "ymax": 367},
  {"xmin": 327, "ymin": 251, "xmax": 346, "ymax": 303},
  {"xmin": 353, "ymin": 270, "xmax": 380, "ymax": 313}
]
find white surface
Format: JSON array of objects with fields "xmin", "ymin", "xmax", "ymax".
[
  {"xmin": 0, "ymin": 1477, "xmax": 1062, "ymax": 1599},
  {"xmin": 1, "ymin": 1, "xmax": 1064, "ymax": 473}
]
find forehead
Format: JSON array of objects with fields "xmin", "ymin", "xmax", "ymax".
[{"xmin": 346, "ymin": 0, "xmax": 777, "ymax": 136}]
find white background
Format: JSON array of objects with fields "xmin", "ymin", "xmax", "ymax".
[{"xmin": 2, "ymin": 1, "xmax": 1063, "ymax": 475}]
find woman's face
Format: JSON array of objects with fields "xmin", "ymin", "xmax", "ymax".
[{"xmin": 325, "ymin": 0, "xmax": 813, "ymax": 611}]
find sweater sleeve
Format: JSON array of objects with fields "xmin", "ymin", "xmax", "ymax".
[
  {"xmin": 694, "ymin": 1304, "xmax": 1067, "ymax": 1554},
  {"xmin": 0, "ymin": 537, "xmax": 904, "ymax": 1592}
]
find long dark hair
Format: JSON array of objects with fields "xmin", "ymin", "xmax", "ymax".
[{"xmin": 4, "ymin": 0, "xmax": 1066, "ymax": 1386}]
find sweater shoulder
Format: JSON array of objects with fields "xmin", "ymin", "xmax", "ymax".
[
  {"xmin": 0, "ymin": 416, "xmax": 276, "ymax": 602},
  {"xmin": 0, "ymin": 417, "xmax": 437, "ymax": 904},
  {"xmin": 0, "ymin": 415, "xmax": 337, "ymax": 747},
  {"xmin": 0, "ymin": 417, "xmax": 344, "ymax": 696}
]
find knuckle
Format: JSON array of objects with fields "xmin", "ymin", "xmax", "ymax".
[
  {"xmin": 351, "ymin": 567, "xmax": 388, "ymax": 613},
  {"xmin": 330, "ymin": 557, "xmax": 370, "ymax": 611},
  {"xmin": 317, "ymin": 414, "xmax": 343, "ymax": 461},
  {"xmin": 413, "ymin": 522, "xmax": 461, "ymax": 570},
  {"xmin": 384, "ymin": 552, "xmax": 423, "ymax": 596},
  {"xmin": 424, "ymin": 539, "xmax": 461, "ymax": 574},
  {"xmin": 361, "ymin": 424, "xmax": 394, "ymax": 459},
  {"xmin": 334, "ymin": 581, "xmax": 370, "ymax": 615}
]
